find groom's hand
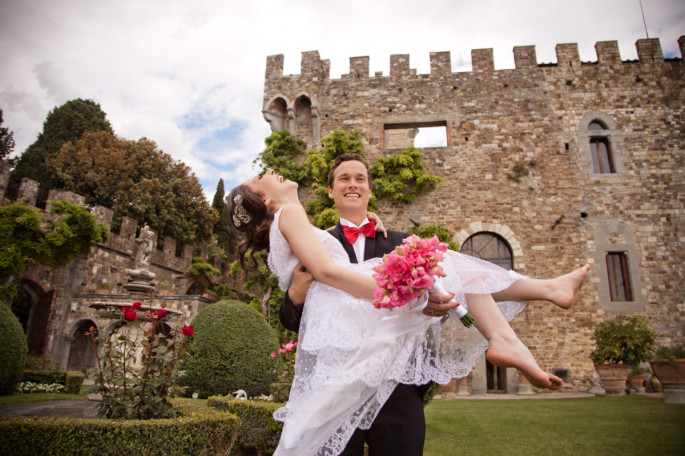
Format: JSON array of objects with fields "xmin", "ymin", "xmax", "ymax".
[
  {"xmin": 288, "ymin": 264, "xmax": 314, "ymax": 307},
  {"xmin": 423, "ymin": 292, "xmax": 459, "ymax": 318}
]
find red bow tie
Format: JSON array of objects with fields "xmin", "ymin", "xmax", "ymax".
[{"xmin": 342, "ymin": 221, "xmax": 376, "ymax": 244}]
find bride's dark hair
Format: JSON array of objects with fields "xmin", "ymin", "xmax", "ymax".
[{"xmin": 228, "ymin": 184, "xmax": 273, "ymax": 274}]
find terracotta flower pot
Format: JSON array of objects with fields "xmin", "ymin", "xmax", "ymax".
[
  {"xmin": 627, "ymin": 374, "xmax": 645, "ymax": 389},
  {"xmin": 649, "ymin": 359, "xmax": 685, "ymax": 403},
  {"xmin": 649, "ymin": 359, "xmax": 685, "ymax": 386},
  {"xmin": 594, "ymin": 364, "xmax": 630, "ymax": 396},
  {"xmin": 440, "ymin": 378, "xmax": 456, "ymax": 394}
]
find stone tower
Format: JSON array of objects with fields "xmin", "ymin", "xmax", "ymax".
[{"xmin": 263, "ymin": 36, "xmax": 685, "ymax": 392}]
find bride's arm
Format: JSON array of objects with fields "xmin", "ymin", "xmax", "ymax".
[{"xmin": 278, "ymin": 204, "xmax": 377, "ymax": 300}]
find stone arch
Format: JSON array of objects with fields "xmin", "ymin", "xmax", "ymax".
[
  {"xmin": 453, "ymin": 222, "xmax": 524, "ymax": 395},
  {"xmin": 263, "ymin": 95, "xmax": 290, "ymax": 132},
  {"xmin": 454, "ymin": 221, "xmax": 524, "ymax": 269},
  {"xmin": 578, "ymin": 111, "xmax": 624, "ymax": 177},
  {"xmin": 103, "ymin": 319, "xmax": 126, "ymax": 339},
  {"xmin": 67, "ymin": 319, "xmax": 98, "ymax": 373},
  {"xmin": 15, "ymin": 276, "xmax": 53, "ymax": 355}
]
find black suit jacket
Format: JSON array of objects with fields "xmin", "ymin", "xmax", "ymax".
[{"xmin": 278, "ymin": 222, "xmax": 408, "ymax": 332}]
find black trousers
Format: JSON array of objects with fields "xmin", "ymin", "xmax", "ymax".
[{"xmin": 339, "ymin": 383, "xmax": 426, "ymax": 456}]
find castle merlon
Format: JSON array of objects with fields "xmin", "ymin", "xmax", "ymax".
[{"xmin": 265, "ymin": 36, "xmax": 683, "ymax": 80}]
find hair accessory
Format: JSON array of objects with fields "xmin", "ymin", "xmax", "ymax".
[{"xmin": 232, "ymin": 194, "xmax": 252, "ymax": 227}]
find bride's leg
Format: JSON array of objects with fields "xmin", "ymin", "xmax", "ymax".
[
  {"xmin": 466, "ymin": 293, "xmax": 562, "ymax": 390},
  {"xmin": 491, "ymin": 264, "xmax": 590, "ymax": 309}
]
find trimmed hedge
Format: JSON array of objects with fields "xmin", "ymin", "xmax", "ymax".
[
  {"xmin": 19, "ymin": 371, "xmax": 84, "ymax": 394},
  {"xmin": 0, "ymin": 303, "xmax": 27, "ymax": 395},
  {"xmin": 183, "ymin": 300, "xmax": 279, "ymax": 398},
  {"xmin": 21, "ymin": 371, "xmax": 66, "ymax": 386},
  {"xmin": 0, "ymin": 398, "xmax": 240, "ymax": 456},
  {"xmin": 65, "ymin": 371, "xmax": 85, "ymax": 394},
  {"xmin": 208, "ymin": 396, "xmax": 283, "ymax": 454},
  {"xmin": 269, "ymin": 382, "xmax": 291, "ymax": 403}
]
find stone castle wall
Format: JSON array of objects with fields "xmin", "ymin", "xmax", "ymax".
[
  {"xmin": 1, "ymin": 170, "xmax": 230, "ymax": 371},
  {"xmin": 263, "ymin": 36, "xmax": 685, "ymax": 391}
]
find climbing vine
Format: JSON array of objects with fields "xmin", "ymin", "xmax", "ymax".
[{"xmin": 0, "ymin": 201, "xmax": 109, "ymax": 301}]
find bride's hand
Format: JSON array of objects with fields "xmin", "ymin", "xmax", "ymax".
[{"xmin": 367, "ymin": 212, "xmax": 388, "ymax": 238}]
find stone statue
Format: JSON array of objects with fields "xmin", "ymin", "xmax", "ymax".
[
  {"xmin": 134, "ymin": 226, "xmax": 155, "ymax": 270},
  {"xmin": 124, "ymin": 226, "xmax": 156, "ymax": 292}
]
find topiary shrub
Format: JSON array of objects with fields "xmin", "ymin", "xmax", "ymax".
[
  {"xmin": 65, "ymin": 371, "xmax": 85, "ymax": 394},
  {"xmin": 0, "ymin": 303, "xmax": 28, "ymax": 395},
  {"xmin": 183, "ymin": 300, "xmax": 278, "ymax": 398}
]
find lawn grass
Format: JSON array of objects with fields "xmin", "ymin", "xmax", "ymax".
[
  {"xmin": 0, "ymin": 393, "xmax": 86, "ymax": 405},
  {"xmin": 424, "ymin": 395, "xmax": 685, "ymax": 456}
]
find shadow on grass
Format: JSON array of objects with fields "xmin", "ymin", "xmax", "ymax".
[{"xmin": 425, "ymin": 395, "xmax": 685, "ymax": 456}]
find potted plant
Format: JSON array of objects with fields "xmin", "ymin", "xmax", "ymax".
[
  {"xmin": 157, "ymin": 282, "xmax": 177, "ymax": 296},
  {"xmin": 94, "ymin": 281, "xmax": 111, "ymax": 294},
  {"xmin": 627, "ymin": 365, "xmax": 647, "ymax": 390},
  {"xmin": 649, "ymin": 346, "xmax": 685, "ymax": 403},
  {"xmin": 590, "ymin": 316, "xmax": 657, "ymax": 396}
]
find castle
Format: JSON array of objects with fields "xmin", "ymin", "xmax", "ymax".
[
  {"xmin": 262, "ymin": 36, "xmax": 685, "ymax": 393},
  {"xmin": 0, "ymin": 161, "xmax": 226, "ymax": 374}
]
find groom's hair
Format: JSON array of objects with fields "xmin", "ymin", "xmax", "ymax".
[{"xmin": 327, "ymin": 154, "xmax": 372, "ymax": 189}]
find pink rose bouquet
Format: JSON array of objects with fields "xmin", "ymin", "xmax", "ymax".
[{"xmin": 371, "ymin": 234, "xmax": 475, "ymax": 327}]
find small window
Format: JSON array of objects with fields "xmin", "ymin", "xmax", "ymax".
[
  {"xmin": 590, "ymin": 138, "xmax": 615, "ymax": 173},
  {"xmin": 606, "ymin": 252, "xmax": 633, "ymax": 301}
]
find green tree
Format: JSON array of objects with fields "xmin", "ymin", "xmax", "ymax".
[
  {"xmin": 0, "ymin": 109, "xmax": 17, "ymax": 166},
  {"xmin": 305, "ymin": 129, "xmax": 366, "ymax": 228},
  {"xmin": 212, "ymin": 179, "xmax": 238, "ymax": 259},
  {"xmin": 252, "ymin": 129, "xmax": 308, "ymax": 184},
  {"xmin": 229, "ymin": 251, "xmax": 295, "ymax": 344},
  {"xmin": 0, "ymin": 201, "xmax": 109, "ymax": 301},
  {"xmin": 371, "ymin": 147, "xmax": 443, "ymax": 203},
  {"xmin": 7, "ymin": 99, "xmax": 113, "ymax": 205},
  {"xmin": 408, "ymin": 225, "xmax": 459, "ymax": 251},
  {"xmin": 46, "ymin": 131, "xmax": 218, "ymax": 245}
]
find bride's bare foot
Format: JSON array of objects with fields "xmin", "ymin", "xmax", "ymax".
[
  {"xmin": 486, "ymin": 337, "xmax": 563, "ymax": 390},
  {"xmin": 547, "ymin": 264, "xmax": 590, "ymax": 309}
]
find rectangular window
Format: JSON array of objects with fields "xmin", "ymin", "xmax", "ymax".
[
  {"xmin": 606, "ymin": 252, "xmax": 633, "ymax": 301},
  {"xmin": 381, "ymin": 121, "xmax": 450, "ymax": 149},
  {"xmin": 590, "ymin": 138, "xmax": 615, "ymax": 173}
]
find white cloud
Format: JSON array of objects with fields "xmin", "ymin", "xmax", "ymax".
[{"xmin": 0, "ymin": 0, "xmax": 683, "ymax": 199}]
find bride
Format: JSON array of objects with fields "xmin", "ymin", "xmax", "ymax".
[{"xmin": 229, "ymin": 169, "xmax": 586, "ymax": 456}]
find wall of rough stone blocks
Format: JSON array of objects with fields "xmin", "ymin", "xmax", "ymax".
[
  {"xmin": 263, "ymin": 36, "xmax": 685, "ymax": 389},
  {"xmin": 0, "ymin": 170, "xmax": 229, "ymax": 370}
]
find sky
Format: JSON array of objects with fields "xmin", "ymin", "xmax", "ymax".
[{"xmin": 1, "ymin": 0, "xmax": 683, "ymax": 200}]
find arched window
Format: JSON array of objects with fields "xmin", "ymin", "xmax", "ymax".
[
  {"xmin": 588, "ymin": 121, "xmax": 615, "ymax": 173},
  {"xmin": 460, "ymin": 232, "xmax": 513, "ymax": 270},
  {"xmin": 578, "ymin": 112, "xmax": 623, "ymax": 177}
]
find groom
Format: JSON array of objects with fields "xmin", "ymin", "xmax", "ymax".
[{"xmin": 279, "ymin": 153, "xmax": 457, "ymax": 456}]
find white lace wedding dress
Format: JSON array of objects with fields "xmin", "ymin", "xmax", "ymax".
[{"xmin": 268, "ymin": 207, "xmax": 527, "ymax": 456}]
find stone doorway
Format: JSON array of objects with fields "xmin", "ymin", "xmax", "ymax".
[
  {"xmin": 67, "ymin": 319, "xmax": 97, "ymax": 374},
  {"xmin": 13, "ymin": 279, "xmax": 53, "ymax": 355},
  {"xmin": 486, "ymin": 361, "xmax": 507, "ymax": 393}
]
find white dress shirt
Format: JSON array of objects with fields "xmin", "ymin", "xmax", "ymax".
[{"xmin": 339, "ymin": 216, "xmax": 371, "ymax": 263}]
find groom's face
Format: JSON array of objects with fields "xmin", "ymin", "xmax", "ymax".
[{"xmin": 328, "ymin": 160, "xmax": 372, "ymax": 221}]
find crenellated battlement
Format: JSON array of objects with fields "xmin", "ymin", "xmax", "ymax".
[
  {"xmin": 265, "ymin": 37, "xmax": 683, "ymax": 81},
  {"xmin": 0, "ymin": 166, "xmax": 222, "ymax": 291}
]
